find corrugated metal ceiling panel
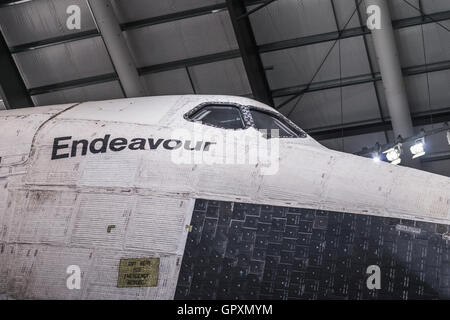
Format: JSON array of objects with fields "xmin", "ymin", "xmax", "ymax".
[
  {"xmin": 262, "ymin": 36, "xmax": 371, "ymax": 90},
  {"xmin": 331, "ymin": 0, "xmax": 361, "ymax": 30},
  {"xmin": 0, "ymin": 0, "xmax": 95, "ymax": 46},
  {"xmin": 140, "ymin": 69, "xmax": 194, "ymax": 96},
  {"xmin": 426, "ymin": 70, "xmax": 450, "ymax": 110},
  {"xmin": 123, "ymin": 10, "xmax": 237, "ymax": 67},
  {"xmin": 422, "ymin": 20, "xmax": 450, "ymax": 63},
  {"xmin": 279, "ymin": 82, "xmax": 381, "ymax": 130},
  {"xmin": 365, "ymin": 20, "xmax": 450, "ymax": 73},
  {"xmin": 249, "ymin": 0, "xmax": 337, "ymax": 45},
  {"xmin": 394, "ymin": 22, "xmax": 450, "ymax": 68},
  {"xmin": 188, "ymin": 57, "xmax": 251, "ymax": 95},
  {"xmin": 376, "ymin": 69, "xmax": 450, "ymax": 119},
  {"xmin": 32, "ymin": 80, "xmax": 124, "ymax": 106},
  {"xmin": 111, "ymin": 0, "xmax": 223, "ymax": 23},
  {"xmin": 13, "ymin": 37, "xmax": 114, "ymax": 88},
  {"xmin": 388, "ymin": 0, "xmax": 420, "ymax": 20},
  {"xmin": 395, "ymin": 25, "xmax": 429, "ymax": 68},
  {"xmin": 422, "ymin": 0, "xmax": 450, "ymax": 14}
]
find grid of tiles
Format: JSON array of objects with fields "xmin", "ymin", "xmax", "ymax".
[{"xmin": 175, "ymin": 199, "xmax": 450, "ymax": 300}]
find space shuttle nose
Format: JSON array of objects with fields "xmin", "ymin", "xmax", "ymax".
[
  {"xmin": 360, "ymin": 156, "xmax": 450, "ymax": 224},
  {"xmin": 305, "ymin": 149, "xmax": 450, "ymax": 225},
  {"xmin": 385, "ymin": 166, "xmax": 450, "ymax": 223}
]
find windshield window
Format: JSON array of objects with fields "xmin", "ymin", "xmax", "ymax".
[
  {"xmin": 250, "ymin": 109, "xmax": 305, "ymax": 138},
  {"xmin": 189, "ymin": 105, "xmax": 244, "ymax": 129}
]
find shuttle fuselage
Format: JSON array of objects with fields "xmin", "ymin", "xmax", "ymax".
[{"xmin": 0, "ymin": 95, "xmax": 449, "ymax": 300}]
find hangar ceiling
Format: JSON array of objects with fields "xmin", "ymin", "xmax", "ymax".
[{"xmin": 0, "ymin": 0, "xmax": 449, "ymax": 174}]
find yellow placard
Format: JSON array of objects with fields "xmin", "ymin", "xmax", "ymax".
[{"xmin": 117, "ymin": 258, "xmax": 160, "ymax": 288}]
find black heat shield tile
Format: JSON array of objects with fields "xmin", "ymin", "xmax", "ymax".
[{"xmin": 174, "ymin": 199, "xmax": 450, "ymax": 300}]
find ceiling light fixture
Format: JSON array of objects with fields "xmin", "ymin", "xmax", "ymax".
[
  {"xmin": 383, "ymin": 144, "xmax": 402, "ymax": 165},
  {"xmin": 410, "ymin": 137, "xmax": 426, "ymax": 159}
]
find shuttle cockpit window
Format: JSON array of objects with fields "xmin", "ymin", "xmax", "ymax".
[
  {"xmin": 250, "ymin": 109, "xmax": 307, "ymax": 138},
  {"xmin": 188, "ymin": 105, "xmax": 245, "ymax": 129}
]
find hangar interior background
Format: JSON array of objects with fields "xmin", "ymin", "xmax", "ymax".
[{"xmin": 0, "ymin": 0, "xmax": 449, "ymax": 175}]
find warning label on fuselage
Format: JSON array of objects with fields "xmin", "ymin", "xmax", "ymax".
[{"xmin": 117, "ymin": 258, "xmax": 160, "ymax": 288}]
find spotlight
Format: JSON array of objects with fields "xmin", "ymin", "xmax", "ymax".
[
  {"xmin": 383, "ymin": 144, "xmax": 402, "ymax": 165},
  {"xmin": 372, "ymin": 152, "xmax": 381, "ymax": 163},
  {"xmin": 410, "ymin": 137, "xmax": 426, "ymax": 159},
  {"xmin": 372, "ymin": 142, "xmax": 382, "ymax": 163}
]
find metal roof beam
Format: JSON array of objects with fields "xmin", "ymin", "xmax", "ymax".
[
  {"xmin": 365, "ymin": 0, "xmax": 414, "ymax": 163},
  {"xmin": 353, "ymin": 0, "xmax": 389, "ymax": 142},
  {"xmin": 87, "ymin": 0, "xmax": 145, "ymax": 97},
  {"xmin": 9, "ymin": 30, "xmax": 99, "ymax": 54},
  {"xmin": 421, "ymin": 151, "xmax": 450, "ymax": 163},
  {"xmin": 139, "ymin": 50, "xmax": 241, "ymax": 75},
  {"xmin": 226, "ymin": 0, "xmax": 274, "ymax": 106},
  {"xmin": 0, "ymin": 29, "xmax": 33, "ymax": 109},
  {"xmin": 0, "ymin": 0, "xmax": 31, "ymax": 8},
  {"xmin": 28, "ymin": 73, "xmax": 118, "ymax": 96}
]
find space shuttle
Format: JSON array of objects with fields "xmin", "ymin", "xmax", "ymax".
[{"xmin": 0, "ymin": 95, "xmax": 449, "ymax": 300}]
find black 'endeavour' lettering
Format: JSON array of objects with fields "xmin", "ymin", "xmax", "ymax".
[{"xmin": 51, "ymin": 135, "xmax": 216, "ymax": 160}]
